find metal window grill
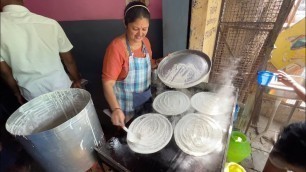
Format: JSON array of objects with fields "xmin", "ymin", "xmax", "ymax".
[{"xmin": 210, "ymin": 0, "xmax": 295, "ymax": 103}]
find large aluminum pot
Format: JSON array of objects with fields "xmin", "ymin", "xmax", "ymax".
[
  {"xmin": 157, "ymin": 49, "xmax": 211, "ymax": 88},
  {"xmin": 6, "ymin": 88, "xmax": 104, "ymax": 172}
]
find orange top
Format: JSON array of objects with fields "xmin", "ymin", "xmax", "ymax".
[{"xmin": 102, "ymin": 35, "xmax": 152, "ymax": 81}]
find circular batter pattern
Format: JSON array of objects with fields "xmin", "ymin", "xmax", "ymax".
[
  {"xmin": 191, "ymin": 92, "xmax": 233, "ymax": 115},
  {"xmin": 153, "ymin": 91, "xmax": 190, "ymax": 116},
  {"xmin": 127, "ymin": 113, "xmax": 173, "ymax": 154},
  {"xmin": 174, "ymin": 113, "xmax": 223, "ymax": 156}
]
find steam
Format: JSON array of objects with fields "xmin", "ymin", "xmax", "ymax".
[
  {"xmin": 215, "ymin": 57, "xmax": 240, "ymax": 97},
  {"xmin": 212, "ymin": 57, "xmax": 241, "ymax": 113}
]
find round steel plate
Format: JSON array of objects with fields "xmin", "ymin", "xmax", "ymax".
[
  {"xmin": 157, "ymin": 50, "xmax": 211, "ymax": 88},
  {"xmin": 127, "ymin": 113, "xmax": 173, "ymax": 154}
]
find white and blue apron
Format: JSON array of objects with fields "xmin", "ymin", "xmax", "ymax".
[{"xmin": 114, "ymin": 36, "xmax": 151, "ymax": 113}]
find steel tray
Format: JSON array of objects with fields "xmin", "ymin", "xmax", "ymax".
[{"xmin": 157, "ymin": 50, "xmax": 211, "ymax": 88}]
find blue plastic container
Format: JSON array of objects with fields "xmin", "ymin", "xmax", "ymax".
[
  {"xmin": 257, "ymin": 71, "xmax": 277, "ymax": 86},
  {"xmin": 233, "ymin": 104, "xmax": 240, "ymax": 122}
]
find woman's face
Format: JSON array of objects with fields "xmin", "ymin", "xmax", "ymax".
[{"xmin": 126, "ymin": 17, "xmax": 149, "ymax": 44}]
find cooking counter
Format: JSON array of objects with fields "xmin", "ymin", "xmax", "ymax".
[{"xmin": 95, "ymin": 81, "xmax": 238, "ymax": 172}]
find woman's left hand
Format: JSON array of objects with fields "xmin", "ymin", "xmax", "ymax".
[{"xmin": 152, "ymin": 57, "xmax": 165, "ymax": 69}]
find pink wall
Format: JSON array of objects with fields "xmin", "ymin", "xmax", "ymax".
[{"xmin": 25, "ymin": 0, "xmax": 162, "ymax": 21}]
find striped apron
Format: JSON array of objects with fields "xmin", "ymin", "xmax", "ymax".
[{"xmin": 114, "ymin": 37, "xmax": 151, "ymax": 113}]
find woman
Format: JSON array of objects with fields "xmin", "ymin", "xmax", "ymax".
[{"xmin": 102, "ymin": 1, "xmax": 157, "ymax": 127}]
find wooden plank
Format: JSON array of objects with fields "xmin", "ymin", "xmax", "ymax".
[
  {"xmin": 202, "ymin": 0, "xmax": 222, "ymax": 59},
  {"xmin": 189, "ymin": 0, "xmax": 222, "ymax": 59},
  {"xmin": 189, "ymin": 0, "xmax": 209, "ymax": 52}
]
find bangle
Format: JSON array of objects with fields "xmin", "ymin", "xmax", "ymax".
[{"xmin": 112, "ymin": 107, "xmax": 121, "ymax": 112}]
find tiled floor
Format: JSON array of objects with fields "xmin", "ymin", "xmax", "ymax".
[{"xmin": 239, "ymin": 115, "xmax": 283, "ymax": 172}]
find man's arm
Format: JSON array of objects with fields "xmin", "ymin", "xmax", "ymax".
[
  {"xmin": 60, "ymin": 51, "xmax": 82, "ymax": 88},
  {"xmin": 277, "ymin": 70, "xmax": 305, "ymax": 101},
  {"xmin": 0, "ymin": 61, "xmax": 24, "ymax": 104}
]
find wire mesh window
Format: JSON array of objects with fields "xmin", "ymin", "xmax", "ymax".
[{"xmin": 210, "ymin": 0, "xmax": 293, "ymax": 103}]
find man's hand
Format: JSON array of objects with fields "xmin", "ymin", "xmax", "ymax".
[
  {"xmin": 276, "ymin": 70, "xmax": 306, "ymax": 101},
  {"xmin": 1, "ymin": 61, "xmax": 24, "ymax": 104},
  {"xmin": 14, "ymin": 92, "xmax": 25, "ymax": 105},
  {"xmin": 60, "ymin": 51, "xmax": 82, "ymax": 88},
  {"xmin": 276, "ymin": 70, "xmax": 296, "ymax": 87},
  {"xmin": 71, "ymin": 80, "xmax": 82, "ymax": 88}
]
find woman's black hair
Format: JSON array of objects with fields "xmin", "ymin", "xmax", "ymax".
[
  {"xmin": 273, "ymin": 122, "xmax": 306, "ymax": 168},
  {"xmin": 124, "ymin": 1, "xmax": 150, "ymax": 26}
]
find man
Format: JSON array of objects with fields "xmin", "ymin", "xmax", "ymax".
[
  {"xmin": 263, "ymin": 122, "xmax": 306, "ymax": 172},
  {"xmin": 0, "ymin": 0, "xmax": 82, "ymax": 104}
]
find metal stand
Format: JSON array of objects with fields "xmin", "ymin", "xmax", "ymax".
[
  {"xmin": 254, "ymin": 98, "xmax": 281, "ymax": 140},
  {"xmin": 245, "ymin": 85, "xmax": 304, "ymax": 139},
  {"xmin": 285, "ymin": 100, "xmax": 303, "ymax": 125},
  {"xmin": 245, "ymin": 85, "xmax": 264, "ymax": 134}
]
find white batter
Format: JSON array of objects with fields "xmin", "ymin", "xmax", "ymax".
[
  {"xmin": 6, "ymin": 89, "xmax": 89, "ymax": 135},
  {"xmin": 153, "ymin": 91, "xmax": 190, "ymax": 116},
  {"xmin": 127, "ymin": 113, "xmax": 173, "ymax": 154},
  {"xmin": 174, "ymin": 113, "xmax": 223, "ymax": 156},
  {"xmin": 165, "ymin": 63, "xmax": 200, "ymax": 84},
  {"xmin": 191, "ymin": 92, "xmax": 234, "ymax": 115}
]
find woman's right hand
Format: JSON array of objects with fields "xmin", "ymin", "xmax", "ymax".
[
  {"xmin": 111, "ymin": 108, "xmax": 125, "ymax": 127},
  {"xmin": 102, "ymin": 80, "xmax": 125, "ymax": 126}
]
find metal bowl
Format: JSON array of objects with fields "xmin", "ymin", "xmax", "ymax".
[{"xmin": 157, "ymin": 50, "xmax": 211, "ymax": 88}]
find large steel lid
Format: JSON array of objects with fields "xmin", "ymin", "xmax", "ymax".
[{"xmin": 157, "ymin": 50, "xmax": 211, "ymax": 88}]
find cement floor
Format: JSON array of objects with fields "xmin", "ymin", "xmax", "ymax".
[{"xmin": 239, "ymin": 115, "xmax": 299, "ymax": 172}]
